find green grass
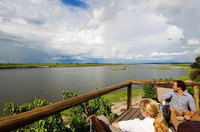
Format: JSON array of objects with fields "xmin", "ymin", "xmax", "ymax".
[
  {"xmin": 0, "ymin": 64, "xmax": 135, "ymax": 69},
  {"xmin": 110, "ymin": 68, "xmax": 128, "ymax": 71},
  {"xmin": 176, "ymin": 68, "xmax": 192, "ymax": 80},
  {"xmin": 169, "ymin": 64, "xmax": 191, "ymax": 68},
  {"xmin": 177, "ymin": 76, "xmax": 190, "ymax": 80},
  {"xmin": 103, "ymin": 89, "xmax": 144, "ymax": 102},
  {"xmin": 148, "ymin": 67, "xmax": 170, "ymax": 70},
  {"xmin": 183, "ymin": 68, "xmax": 192, "ymax": 73}
]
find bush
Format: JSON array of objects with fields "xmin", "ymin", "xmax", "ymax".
[
  {"xmin": 187, "ymin": 76, "xmax": 200, "ymax": 97},
  {"xmin": 3, "ymin": 98, "xmax": 64, "ymax": 132},
  {"xmin": 143, "ymin": 84, "xmax": 156, "ymax": 99},
  {"xmin": 67, "ymin": 104, "xmax": 88, "ymax": 132},
  {"xmin": 62, "ymin": 91, "xmax": 118, "ymax": 131},
  {"xmin": 142, "ymin": 78, "xmax": 174, "ymax": 99},
  {"xmin": 89, "ymin": 96, "xmax": 117, "ymax": 122}
]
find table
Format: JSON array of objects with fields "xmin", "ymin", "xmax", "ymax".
[{"xmin": 178, "ymin": 121, "xmax": 200, "ymax": 132}]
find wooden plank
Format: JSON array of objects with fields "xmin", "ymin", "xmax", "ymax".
[
  {"xmin": 113, "ymin": 108, "xmax": 143, "ymax": 123},
  {"xmin": 130, "ymin": 108, "xmax": 142, "ymax": 120},
  {"xmin": 138, "ymin": 113, "xmax": 144, "ymax": 120},
  {"xmin": 122, "ymin": 108, "xmax": 138, "ymax": 120},
  {"xmin": 114, "ymin": 108, "xmax": 133, "ymax": 122}
]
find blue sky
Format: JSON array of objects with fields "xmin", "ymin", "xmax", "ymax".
[
  {"xmin": 0, "ymin": 0, "xmax": 200, "ymax": 63},
  {"xmin": 61, "ymin": 0, "xmax": 88, "ymax": 8}
]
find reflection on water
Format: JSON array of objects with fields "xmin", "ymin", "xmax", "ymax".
[{"xmin": 0, "ymin": 64, "xmax": 187, "ymax": 114}]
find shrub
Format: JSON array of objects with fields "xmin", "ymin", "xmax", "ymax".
[
  {"xmin": 89, "ymin": 96, "xmax": 117, "ymax": 122},
  {"xmin": 62, "ymin": 91, "xmax": 118, "ymax": 131},
  {"xmin": 3, "ymin": 98, "xmax": 64, "ymax": 132},
  {"xmin": 142, "ymin": 78, "xmax": 174, "ymax": 99},
  {"xmin": 143, "ymin": 84, "xmax": 156, "ymax": 99},
  {"xmin": 187, "ymin": 76, "xmax": 200, "ymax": 97}
]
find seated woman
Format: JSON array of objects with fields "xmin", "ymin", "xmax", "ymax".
[{"xmin": 112, "ymin": 99, "xmax": 170, "ymax": 132}]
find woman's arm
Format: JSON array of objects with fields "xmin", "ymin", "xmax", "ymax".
[{"xmin": 111, "ymin": 122, "xmax": 120, "ymax": 129}]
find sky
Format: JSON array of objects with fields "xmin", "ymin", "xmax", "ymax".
[{"xmin": 0, "ymin": 0, "xmax": 200, "ymax": 64}]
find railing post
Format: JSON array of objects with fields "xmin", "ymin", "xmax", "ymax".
[
  {"xmin": 193, "ymin": 86, "xmax": 199, "ymax": 111},
  {"xmin": 127, "ymin": 84, "xmax": 132, "ymax": 109}
]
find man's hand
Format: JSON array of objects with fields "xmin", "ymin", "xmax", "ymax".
[
  {"xmin": 184, "ymin": 114, "xmax": 192, "ymax": 120},
  {"xmin": 184, "ymin": 110, "xmax": 196, "ymax": 120}
]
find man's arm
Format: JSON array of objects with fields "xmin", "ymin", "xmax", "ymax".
[
  {"xmin": 184, "ymin": 96, "xmax": 197, "ymax": 120},
  {"xmin": 161, "ymin": 90, "xmax": 173, "ymax": 101}
]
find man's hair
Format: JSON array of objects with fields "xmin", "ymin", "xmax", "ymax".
[{"xmin": 175, "ymin": 80, "xmax": 186, "ymax": 91}]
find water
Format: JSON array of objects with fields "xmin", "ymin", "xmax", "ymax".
[{"xmin": 0, "ymin": 64, "xmax": 187, "ymax": 114}]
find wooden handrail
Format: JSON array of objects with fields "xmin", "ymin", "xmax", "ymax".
[
  {"xmin": 0, "ymin": 82, "xmax": 130, "ymax": 131},
  {"xmin": 128, "ymin": 80, "xmax": 200, "ymax": 86},
  {"xmin": 0, "ymin": 80, "xmax": 200, "ymax": 131}
]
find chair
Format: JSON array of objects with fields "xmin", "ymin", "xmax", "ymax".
[{"xmin": 86, "ymin": 106, "xmax": 107, "ymax": 132}]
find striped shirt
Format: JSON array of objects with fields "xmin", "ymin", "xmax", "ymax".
[{"xmin": 161, "ymin": 90, "xmax": 197, "ymax": 112}]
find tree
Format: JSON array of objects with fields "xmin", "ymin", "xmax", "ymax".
[
  {"xmin": 195, "ymin": 56, "xmax": 200, "ymax": 63},
  {"xmin": 190, "ymin": 56, "xmax": 200, "ymax": 81}
]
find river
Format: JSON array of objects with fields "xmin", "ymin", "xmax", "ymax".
[{"xmin": 0, "ymin": 64, "xmax": 188, "ymax": 114}]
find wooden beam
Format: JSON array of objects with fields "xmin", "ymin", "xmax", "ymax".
[
  {"xmin": 127, "ymin": 83, "xmax": 132, "ymax": 109},
  {"xmin": 193, "ymin": 86, "xmax": 200, "ymax": 111},
  {"xmin": 128, "ymin": 80, "xmax": 200, "ymax": 86}
]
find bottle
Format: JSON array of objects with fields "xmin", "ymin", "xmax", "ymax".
[{"xmin": 161, "ymin": 101, "xmax": 170, "ymax": 123}]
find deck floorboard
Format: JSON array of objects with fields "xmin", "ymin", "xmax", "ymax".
[{"xmin": 113, "ymin": 108, "xmax": 144, "ymax": 122}]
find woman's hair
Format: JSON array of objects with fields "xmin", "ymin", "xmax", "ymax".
[{"xmin": 140, "ymin": 99, "xmax": 169, "ymax": 132}]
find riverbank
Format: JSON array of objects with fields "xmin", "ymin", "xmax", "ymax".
[
  {"xmin": 0, "ymin": 63, "xmax": 135, "ymax": 69},
  {"xmin": 0, "ymin": 63, "xmax": 191, "ymax": 69}
]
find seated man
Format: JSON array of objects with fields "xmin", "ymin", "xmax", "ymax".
[{"xmin": 161, "ymin": 80, "xmax": 200, "ymax": 130}]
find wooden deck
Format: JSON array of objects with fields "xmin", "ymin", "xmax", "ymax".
[{"xmin": 113, "ymin": 108, "xmax": 144, "ymax": 122}]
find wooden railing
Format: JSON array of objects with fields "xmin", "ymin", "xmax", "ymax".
[{"xmin": 0, "ymin": 80, "xmax": 200, "ymax": 131}]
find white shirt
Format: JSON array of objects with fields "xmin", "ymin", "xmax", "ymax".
[{"xmin": 119, "ymin": 117, "xmax": 155, "ymax": 132}]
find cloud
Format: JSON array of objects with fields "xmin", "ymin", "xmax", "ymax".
[
  {"xmin": 187, "ymin": 38, "xmax": 200, "ymax": 45},
  {"xmin": 194, "ymin": 48, "xmax": 200, "ymax": 54},
  {"xmin": 0, "ymin": 0, "xmax": 199, "ymax": 63},
  {"xmin": 150, "ymin": 0, "xmax": 188, "ymax": 14},
  {"xmin": 149, "ymin": 51, "xmax": 189, "ymax": 57}
]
